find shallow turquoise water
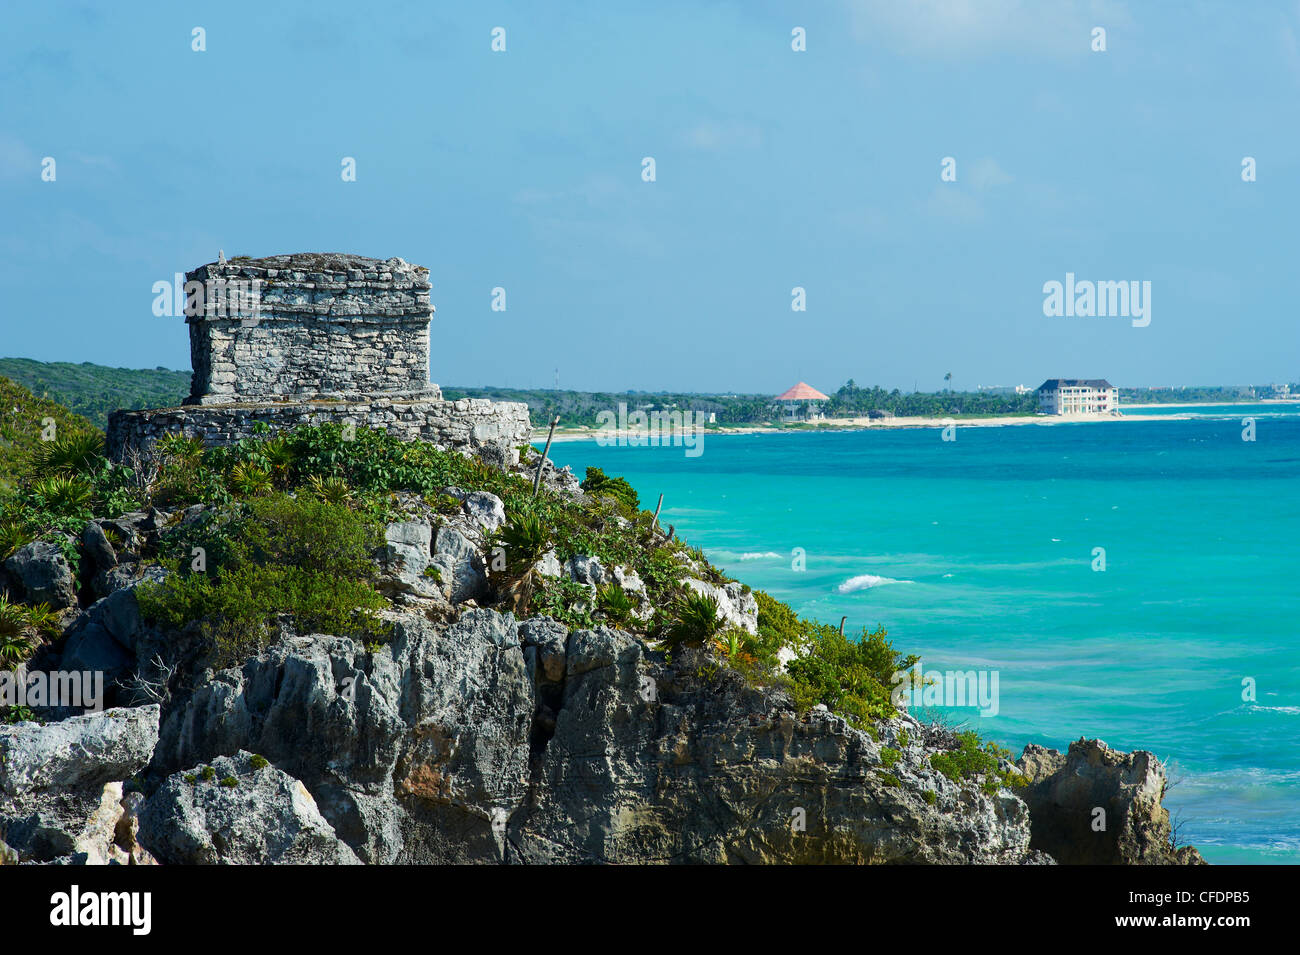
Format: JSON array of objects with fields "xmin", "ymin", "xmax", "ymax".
[{"xmin": 546, "ymin": 410, "xmax": 1300, "ymax": 864}]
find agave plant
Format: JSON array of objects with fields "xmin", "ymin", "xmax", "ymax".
[
  {"xmin": 31, "ymin": 474, "xmax": 96, "ymax": 514},
  {"xmin": 596, "ymin": 582, "xmax": 637, "ymax": 627},
  {"xmin": 0, "ymin": 520, "xmax": 33, "ymax": 561},
  {"xmin": 0, "ymin": 596, "xmax": 35, "ymax": 668},
  {"xmin": 493, "ymin": 507, "xmax": 552, "ymax": 614},
  {"xmin": 21, "ymin": 602, "xmax": 60, "ymax": 640},
  {"xmin": 28, "ymin": 431, "xmax": 105, "ymax": 477},
  {"xmin": 660, "ymin": 591, "xmax": 725, "ymax": 653},
  {"xmin": 156, "ymin": 432, "xmax": 205, "ymax": 464},
  {"xmin": 306, "ymin": 474, "xmax": 354, "ymax": 505},
  {"xmin": 261, "ymin": 436, "xmax": 297, "ymax": 487},
  {"xmin": 229, "ymin": 462, "xmax": 272, "ymax": 497},
  {"xmin": 715, "ymin": 627, "xmax": 757, "ymax": 663}
]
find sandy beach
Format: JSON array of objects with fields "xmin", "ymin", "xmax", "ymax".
[{"xmin": 536, "ymin": 401, "xmax": 1299, "ymax": 442}]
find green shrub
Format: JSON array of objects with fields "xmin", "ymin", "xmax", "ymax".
[
  {"xmin": 928, "ymin": 731, "xmax": 1005, "ymax": 784},
  {"xmin": 530, "ymin": 576, "xmax": 595, "ymax": 629},
  {"xmin": 580, "ymin": 467, "xmax": 639, "ymax": 512},
  {"xmin": 783, "ymin": 624, "xmax": 918, "ymax": 728},
  {"xmin": 249, "ymin": 754, "xmax": 269, "ymax": 770},
  {"xmin": 137, "ymin": 493, "xmax": 388, "ymax": 666},
  {"xmin": 880, "ymin": 746, "xmax": 901, "ymax": 769}
]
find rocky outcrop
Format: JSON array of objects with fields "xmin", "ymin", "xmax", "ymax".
[
  {"xmin": 139, "ymin": 752, "xmax": 359, "ymax": 865},
  {"xmin": 0, "ymin": 706, "xmax": 161, "ymax": 864},
  {"xmin": 147, "ymin": 610, "xmax": 1037, "ymax": 865},
  {"xmin": 4, "ymin": 540, "xmax": 76, "ymax": 609},
  {"xmin": 1016, "ymin": 738, "xmax": 1204, "ymax": 865},
  {"xmin": 0, "ymin": 706, "xmax": 159, "ymax": 796},
  {"xmin": 683, "ymin": 578, "xmax": 759, "ymax": 634}
]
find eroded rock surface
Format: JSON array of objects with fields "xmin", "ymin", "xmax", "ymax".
[{"xmin": 1016, "ymin": 738, "xmax": 1205, "ymax": 865}]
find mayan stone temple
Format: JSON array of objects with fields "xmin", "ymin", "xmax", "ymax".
[{"xmin": 107, "ymin": 253, "xmax": 531, "ymax": 461}]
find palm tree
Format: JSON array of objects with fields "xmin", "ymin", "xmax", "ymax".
[{"xmin": 944, "ymin": 372, "xmax": 953, "ymax": 392}]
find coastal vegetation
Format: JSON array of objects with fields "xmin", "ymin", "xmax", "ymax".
[{"xmin": 0, "ymin": 378, "xmax": 1027, "ymax": 798}]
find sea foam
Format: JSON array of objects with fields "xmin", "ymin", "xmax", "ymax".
[{"xmin": 836, "ymin": 574, "xmax": 913, "ymax": 594}]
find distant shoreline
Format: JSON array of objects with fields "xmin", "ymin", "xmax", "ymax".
[{"xmin": 536, "ymin": 400, "xmax": 1297, "ymax": 442}]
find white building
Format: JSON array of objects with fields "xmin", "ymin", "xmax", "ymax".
[{"xmin": 1037, "ymin": 378, "xmax": 1118, "ymax": 415}]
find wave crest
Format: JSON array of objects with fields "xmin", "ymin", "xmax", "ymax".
[{"xmin": 836, "ymin": 573, "xmax": 913, "ymax": 594}]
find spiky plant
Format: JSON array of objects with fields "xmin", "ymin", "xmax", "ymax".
[
  {"xmin": 155, "ymin": 433, "xmax": 205, "ymax": 464},
  {"xmin": 262, "ymin": 436, "xmax": 297, "ymax": 487},
  {"xmin": 229, "ymin": 462, "xmax": 272, "ymax": 497},
  {"xmin": 21, "ymin": 602, "xmax": 60, "ymax": 640},
  {"xmin": 0, "ymin": 520, "xmax": 32, "ymax": 561},
  {"xmin": 28, "ymin": 431, "xmax": 105, "ymax": 477},
  {"xmin": 0, "ymin": 596, "xmax": 35, "ymax": 668},
  {"xmin": 306, "ymin": 474, "xmax": 354, "ymax": 505},
  {"xmin": 31, "ymin": 474, "xmax": 96, "ymax": 514},
  {"xmin": 596, "ymin": 582, "xmax": 636, "ymax": 627},
  {"xmin": 661, "ymin": 591, "xmax": 724, "ymax": 653},
  {"xmin": 715, "ymin": 627, "xmax": 757, "ymax": 663},
  {"xmin": 493, "ymin": 507, "xmax": 552, "ymax": 614}
]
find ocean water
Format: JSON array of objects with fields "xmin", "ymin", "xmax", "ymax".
[{"xmin": 546, "ymin": 409, "xmax": 1300, "ymax": 864}]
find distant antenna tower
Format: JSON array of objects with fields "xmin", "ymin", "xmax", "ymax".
[{"xmin": 554, "ymin": 367, "xmax": 559, "ymax": 390}]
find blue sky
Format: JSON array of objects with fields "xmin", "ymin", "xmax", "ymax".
[{"xmin": 2, "ymin": 0, "xmax": 1297, "ymax": 394}]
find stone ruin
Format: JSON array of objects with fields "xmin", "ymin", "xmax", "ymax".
[{"xmin": 106, "ymin": 253, "xmax": 531, "ymax": 462}]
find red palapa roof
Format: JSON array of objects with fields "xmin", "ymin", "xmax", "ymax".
[{"xmin": 774, "ymin": 381, "xmax": 829, "ymax": 401}]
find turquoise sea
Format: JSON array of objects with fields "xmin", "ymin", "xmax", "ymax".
[{"xmin": 547, "ymin": 407, "xmax": 1300, "ymax": 864}]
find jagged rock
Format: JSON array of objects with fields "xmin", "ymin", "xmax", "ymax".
[
  {"xmin": 152, "ymin": 609, "xmax": 534, "ymax": 863},
  {"xmin": 511, "ymin": 631, "xmax": 1032, "ymax": 863},
  {"xmin": 71, "ymin": 782, "xmax": 129, "ymax": 865},
  {"xmin": 113, "ymin": 790, "xmax": 157, "ymax": 865},
  {"xmin": 683, "ymin": 578, "xmax": 758, "ymax": 635},
  {"xmin": 0, "ymin": 706, "xmax": 160, "ymax": 797},
  {"xmin": 610, "ymin": 565, "xmax": 645, "ymax": 594},
  {"xmin": 1016, "ymin": 738, "xmax": 1205, "ymax": 865},
  {"xmin": 462, "ymin": 492, "xmax": 506, "ymax": 534},
  {"xmin": 58, "ymin": 624, "xmax": 135, "ymax": 689},
  {"xmin": 4, "ymin": 540, "xmax": 76, "ymax": 609},
  {"xmin": 565, "ymin": 554, "xmax": 606, "ymax": 588},
  {"xmin": 81, "ymin": 521, "xmax": 118, "ymax": 575},
  {"xmin": 378, "ymin": 520, "xmax": 439, "ymax": 599},
  {"xmin": 519, "ymin": 617, "xmax": 568, "ymax": 685},
  {"xmin": 56, "ymin": 567, "xmax": 170, "ymax": 694},
  {"xmin": 139, "ymin": 752, "xmax": 360, "ymax": 865},
  {"xmin": 534, "ymin": 549, "xmax": 562, "ymax": 578},
  {"xmin": 432, "ymin": 525, "xmax": 487, "ymax": 603},
  {"xmin": 0, "ymin": 707, "xmax": 161, "ymax": 864}
]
